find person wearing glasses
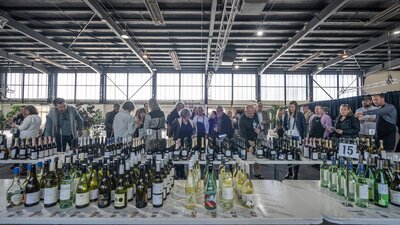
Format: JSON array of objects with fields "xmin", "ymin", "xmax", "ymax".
[{"xmin": 44, "ymin": 98, "xmax": 84, "ymax": 152}]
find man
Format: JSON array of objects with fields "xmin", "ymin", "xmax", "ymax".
[
  {"xmin": 356, "ymin": 93, "xmax": 398, "ymax": 151},
  {"xmin": 167, "ymin": 101, "xmax": 184, "ymax": 137},
  {"xmin": 238, "ymin": 105, "xmax": 263, "ymax": 179},
  {"xmin": 355, "ymin": 95, "xmax": 378, "ymax": 137},
  {"xmin": 113, "ymin": 101, "xmax": 137, "ymax": 140},
  {"xmin": 44, "ymin": 98, "xmax": 83, "ymax": 152},
  {"xmin": 256, "ymin": 102, "xmax": 271, "ymax": 135},
  {"xmin": 215, "ymin": 105, "xmax": 234, "ymax": 139},
  {"xmin": 193, "ymin": 106, "xmax": 209, "ymax": 147},
  {"xmin": 308, "ymin": 105, "xmax": 332, "ymax": 138},
  {"xmin": 302, "ymin": 104, "xmax": 314, "ymax": 125},
  {"xmin": 104, "ymin": 103, "xmax": 120, "ymax": 138}
]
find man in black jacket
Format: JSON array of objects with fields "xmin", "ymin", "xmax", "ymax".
[
  {"xmin": 214, "ymin": 105, "xmax": 234, "ymax": 139},
  {"xmin": 167, "ymin": 101, "xmax": 184, "ymax": 137},
  {"xmin": 104, "ymin": 103, "xmax": 120, "ymax": 138}
]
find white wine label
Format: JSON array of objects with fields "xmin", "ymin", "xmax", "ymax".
[
  {"xmin": 242, "ymin": 193, "xmax": 254, "ymax": 208},
  {"xmin": 30, "ymin": 152, "xmax": 37, "ymax": 160},
  {"xmin": 303, "ymin": 147, "xmax": 309, "ymax": 157},
  {"xmin": 90, "ymin": 189, "xmax": 99, "ymax": 200},
  {"xmin": 38, "ymin": 151, "xmax": 44, "ymax": 158},
  {"xmin": 43, "ymin": 150, "xmax": 49, "ymax": 157},
  {"xmin": 331, "ymin": 173, "xmax": 338, "ymax": 186},
  {"xmin": 222, "ymin": 187, "xmax": 234, "ymax": 200},
  {"xmin": 153, "ymin": 183, "xmax": 163, "ymax": 194},
  {"xmin": 10, "ymin": 193, "xmax": 22, "ymax": 205},
  {"xmin": 152, "ymin": 194, "xmax": 163, "ymax": 206},
  {"xmin": 44, "ymin": 187, "xmax": 58, "ymax": 205},
  {"xmin": 349, "ymin": 180, "xmax": 355, "ymax": 194},
  {"xmin": 182, "ymin": 150, "xmax": 188, "ymax": 156},
  {"xmin": 0, "ymin": 152, "xmax": 4, "ymax": 159},
  {"xmin": 60, "ymin": 184, "xmax": 71, "ymax": 201},
  {"xmin": 127, "ymin": 187, "xmax": 134, "ymax": 200},
  {"xmin": 287, "ymin": 155, "xmax": 293, "ymax": 161},
  {"xmin": 75, "ymin": 192, "xmax": 89, "ymax": 206},
  {"xmin": 312, "ymin": 152, "xmax": 319, "ymax": 160},
  {"xmin": 226, "ymin": 150, "xmax": 231, "ymax": 156},
  {"xmin": 378, "ymin": 183, "xmax": 389, "ymax": 194},
  {"xmin": 323, "ymin": 170, "xmax": 329, "ymax": 182},
  {"xmin": 114, "ymin": 193, "xmax": 126, "ymax": 207},
  {"xmin": 342, "ymin": 177, "xmax": 347, "ymax": 196},
  {"xmin": 390, "ymin": 190, "xmax": 400, "ymax": 205},
  {"xmin": 359, "ymin": 184, "xmax": 369, "ymax": 200},
  {"xmin": 26, "ymin": 191, "xmax": 40, "ymax": 204}
]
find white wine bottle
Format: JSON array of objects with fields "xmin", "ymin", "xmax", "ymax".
[
  {"xmin": 75, "ymin": 164, "xmax": 90, "ymax": 208},
  {"xmin": 152, "ymin": 161, "xmax": 164, "ymax": 208},
  {"xmin": 44, "ymin": 161, "xmax": 58, "ymax": 208},
  {"xmin": 241, "ymin": 163, "xmax": 254, "ymax": 209},
  {"xmin": 115, "ymin": 160, "xmax": 127, "ymax": 209},
  {"xmin": 185, "ymin": 161, "xmax": 196, "ymax": 210},
  {"xmin": 220, "ymin": 164, "xmax": 234, "ymax": 210}
]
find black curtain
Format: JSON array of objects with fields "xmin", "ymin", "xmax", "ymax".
[{"xmin": 308, "ymin": 91, "xmax": 400, "ymax": 151}]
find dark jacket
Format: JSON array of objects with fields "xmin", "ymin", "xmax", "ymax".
[
  {"xmin": 217, "ymin": 113, "xmax": 234, "ymax": 139},
  {"xmin": 104, "ymin": 111, "xmax": 118, "ymax": 132},
  {"xmin": 239, "ymin": 114, "xmax": 259, "ymax": 147},
  {"xmin": 170, "ymin": 118, "xmax": 195, "ymax": 142},
  {"xmin": 333, "ymin": 115, "xmax": 360, "ymax": 138},
  {"xmin": 44, "ymin": 105, "xmax": 84, "ymax": 139},
  {"xmin": 167, "ymin": 109, "xmax": 180, "ymax": 126},
  {"xmin": 283, "ymin": 111, "xmax": 307, "ymax": 139}
]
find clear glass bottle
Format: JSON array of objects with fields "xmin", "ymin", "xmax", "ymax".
[
  {"xmin": 220, "ymin": 164, "xmax": 234, "ymax": 210},
  {"xmin": 7, "ymin": 167, "xmax": 24, "ymax": 208},
  {"xmin": 75, "ymin": 164, "xmax": 90, "ymax": 208},
  {"xmin": 60, "ymin": 157, "xmax": 74, "ymax": 209},
  {"xmin": 152, "ymin": 161, "xmax": 164, "ymax": 208},
  {"xmin": 374, "ymin": 159, "xmax": 389, "ymax": 207},
  {"xmin": 241, "ymin": 163, "xmax": 254, "ymax": 209},
  {"xmin": 204, "ymin": 164, "xmax": 217, "ymax": 210},
  {"xmin": 44, "ymin": 161, "xmax": 58, "ymax": 208},
  {"xmin": 24, "ymin": 164, "xmax": 40, "ymax": 207},
  {"xmin": 390, "ymin": 162, "xmax": 400, "ymax": 206},
  {"xmin": 355, "ymin": 164, "xmax": 369, "ymax": 208},
  {"xmin": 328, "ymin": 157, "xmax": 338, "ymax": 192},
  {"xmin": 320, "ymin": 155, "xmax": 330, "ymax": 187},
  {"xmin": 185, "ymin": 161, "xmax": 196, "ymax": 210}
]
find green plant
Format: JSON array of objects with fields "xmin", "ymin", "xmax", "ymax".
[
  {"xmin": 76, "ymin": 103, "xmax": 104, "ymax": 130},
  {"xmin": 6, "ymin": 105, "xmax": 23, "ymax": 120},
  {"xmin": 0, "ymin": 110, "xmax": 5, "ymax": 131}
]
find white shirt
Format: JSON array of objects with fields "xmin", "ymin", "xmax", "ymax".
[
  {"xmin": 355, "ymin": 106, "xmax": 378, "ymax": 135},
  {"xmin": 257, "ymin": 111, "xmax": 264, "ymax": 130},
  {"xmin": 112, "ymin": 110, "xmax": 137, "ymax": 139},
  {"xmin": 288, "ymin": 115, "xmax": 300, "ymax": 137},
  {"xmin": 18, "ymin": 115, "xmax": 42, "ymax": 139},
  {"xmin": 193, "ymin": 115, "xmax": 210, "ymax": 134}
]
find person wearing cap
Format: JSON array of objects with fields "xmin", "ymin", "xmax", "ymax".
[
  {"xmin": 355, "ymin": 95, "xmax": 378, "ymax": 137},
  {"xmin": 105, "ymin": 103, "xmax": 120, "ymax": 138}
]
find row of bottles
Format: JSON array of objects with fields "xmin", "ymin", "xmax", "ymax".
[
  {"xmin": 7, "ymin": 137, "xmax": 175, "ymax": 209},
  {"xmin": 0, "ymin": 137, "xmax": 57, "ymax": 160},
  {"xmin": 320, "ymin": 154, "xmax": 400, "ymax": 208},
  {"xmin": 254, "ymin": 137, "xmax": 302, "ymax": 161}
]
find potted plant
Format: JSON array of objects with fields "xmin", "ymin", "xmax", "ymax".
[{"xmin": 76, "ymin": 103, "xmax": 104, "ymax": 138}]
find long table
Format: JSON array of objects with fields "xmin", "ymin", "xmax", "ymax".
[{"xmin": 0, "ymin": 180, "xmax": 322, "ymax": 225}]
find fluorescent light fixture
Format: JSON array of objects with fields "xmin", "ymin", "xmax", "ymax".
[
  {"xmin": 289, "ymin": 52, "xmax": 322, "ymax": 71},
  {"xmin": 143, "ymin": 0, "xmax": 165, "ymax": 26},
  {"xmin": 242, "ymin": 57, "xmax": 247, "ymax": 62},
  {"xmin": 317, "ymin": 64, "xmax": 323, "ymax": 70},
  {"xmin": 169, "ymin": 50, "xmax": 181, "ymax": 70},
  {"xmin": 121, "ymin": 30, "xmax": 130, "ymax": 39},
  {"xmin": 365, "ymin": 2, "xmax": 400, "ymax": 26},
  {"xmin": 25, "ymin": 52, "xmax": 68, "ymax": 69},
  {"xmin": 234, "ymin": 65, "xmax": 239, "ymax": 69},
  {"xmin": 257, "ymin": 30, "xmax": 263, "ymax": 36},
  {"xmin": 143, "ymin": 51, "xmax": 148, "ymax": 59},
  {"xmin": 394, "ymin": 29, "xmax": 400, "ymax": 35},
  {"xmin": 341, "ymin": 50, "xmax": 349, "ymax": 60}
]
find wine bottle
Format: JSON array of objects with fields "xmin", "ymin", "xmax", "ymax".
[
  {"xmin": 374, "ymin": 159, "xmax": 389, "ymax": 207},
  {"xmin": 10, "ymin": 138, "xmax": 19, "ymax": 159},
  {"xmin": 60, "ymin": 157, "xmax": 73, "ymax": 209},
  {"xmin": 25, "ymin": 164, "xmax": 40, "ymax": 207},
  {"xmin": 98, "ymin": 164, "xmax": 111, "ymax": 208},
  {"xmin": 328, "ymin": 157, "xmax": 338, "ymax": 192},
  {"xmin": 89, "ymin": 162, "xmax": 99, "ymax": 202},
  {"xmin": 241, "ymin": 163, "xmax": 254, "ymax": 209},
  {"xmin": 320, "ymin": 155, "xmax": 330, "ymax": 187},
  {"xmin": 115, "ymin": 160, "xmax": 127, "ymax": 209},
  {"xmin": 220, "ymin": 164, "xmax": 234, "ymax": 210},
  {"xmin": 7, "ymin": 167, "xmax": 24, "ymax": 208},
  {"xmin": 390, "ymin": 162, "xmax": 400, "ymax": 206},
  {"xmin": 30, "ymin": 138, "xmax": 38, "ymax": 160},
  {"xmin": 204, "ymin": 164, "xmax": 217, "ymax": 210},
  {"xmin": 160, "ymin": 159, "xmax": 167, "ymax": 200},
  {"xmin": 152, "ymin": 161, "xmax": 164, "ymax": 208},
  {"xmin": 337, "ymin": 158, "xmax": 346, "ymax": 196},
  {"xmin": 75, "ymin": 164, "xmax": 90, "ymax": 208},
  {"xmin": 136, "ymin": 164, "xmax": 148, "ymax": 208},
  {"xmin": 109, "ymin": 161, "xmax": 117, "ymax": 202},
  {"xmin": 19, "ymin": 139, "xmax": 27, "ymax": 160},
  {"xmin": 347, "ymin": 160, "xmax": 356, "ymax": 202},
  {"xmin": 125, "ymin": 161, "xmax": 134, "ymax": 202},
  {"xmin": 355, "ymin": 164, "xmax": 369, "ymax": 208},
  {"xmin": 185, "ymin": 160, "xmax": 196, "ymax": 210},
  {"xmin": 44, "ymin": 161, "xmax": 58, "ymax": 208},
  {"xmin": 366, "ymin": 157, "xmax": 376, "ymax": 201}
]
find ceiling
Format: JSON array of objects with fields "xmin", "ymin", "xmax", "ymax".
[{"xmin": 0, "ymin": 0, "xmax": 399, "ymax": 73}]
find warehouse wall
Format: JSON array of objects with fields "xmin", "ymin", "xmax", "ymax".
[{"xmin": 365, "ymin": 71, "xmax": 400, "ymax": 94}]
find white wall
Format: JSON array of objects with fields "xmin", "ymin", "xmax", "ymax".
[{"xmin": 365, "ymin": 71, "xmax": 400, "ymax": 94}]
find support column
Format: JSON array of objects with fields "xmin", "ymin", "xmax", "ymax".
[
  {"xmin": 100, "ymin": 71, "xmax": 106, "ymax": 104},
  {"xmin": 152, "ymin": 72, "xmax": 157, "ymax": 98},
  {"xmin": 74, "ymin": 71, "xmax": 77, "ymax": 103},
  {"xmin": 21, "ymin": 69, "xmax": 25, "ymax": 103},
  {"xmin": 283, "ymin": 71, "xmax": 287, "ymax": 105},
  {"xmin": 308, "ymin": 73, "xmax": 314, "ymax": 102},
  {"xmin": 0, "ymin": 70, "xmax": 6, "ymax": 101},
  {"xmin": 336, "ymin": 72, "xmax": 340, "ymax": 99},
  {"xmin": 47, "ymin": 70, "xmax": 57, "ymax": 103},
  {"xmin": 256, "ymin": 73, "xmax": 261, "ymax": 102},
  {"xmin": 204, "ymin": 72, "xmax": 209, "ymax": 105},
  {"xmin": 231, "ymin": 71, "xmax": 234, "ymax": 106},
  {"xmin": 360, "ymin": 71, "xmax": 365, "ymax": 96},
  {"xmin": 178, "ymin": 72, "xmax": 181, "ymax": 101}
]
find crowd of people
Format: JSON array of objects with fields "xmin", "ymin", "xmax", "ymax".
[{"xmin": 5, "ymin": 93, "xmax": 398, "ymax": 179}]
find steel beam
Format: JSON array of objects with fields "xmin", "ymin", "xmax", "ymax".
[
  {"xmin": 258, "ymin": 0, "xmax": 349, "ymax": 74},
  {"xmin": 83, "ymin": 0, "xmax": 156, "ymax": 73},
  {"xmin": 205, "ymin": 0, "xmax": 217, "ymax": 72},
  {"xmin": 365, "ymin": 57, "xmax": 400, "ymax": 76},
  {"xmin": 312, "ymin": 32, "xmax": 400, "ymax": 76},
  {"xmin": 0, "ymin": 13, "xmax": 102, "ymax": 74},
  {"xmin": 0, "ymin": 49, "xmax": 49, "ymax": 74}
]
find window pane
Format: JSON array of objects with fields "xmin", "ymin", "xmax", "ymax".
[
  {"xmin": 181, "ymin": 73, "xmax": 204, "ymax": 101},
  {"xmin": 286, "ymin": 74, "xmax": 307, "ymax": 101},
  {"xmin": 157, "ymin": 73, "xmax": 179, "ymax": 100},
  {"xmin": 24, "ymin": 73, "xmax": 48, "ymax": 99},
  {"xmin": 209, "ymin": 73, "xmax": 232, "ymax": 101},
  {"xmin": 339, "ymin": 75, "xmax": 358, "ymax": 98},
  {"xmin": 233, "ymin": 74, "xmax": 255, "ymax": 101},
  {"xmin": 106, "ymin": 73, "xmax": 128, "ymax": 101},
  {"xmin": 128, "ymin": 73, "xmax": 152, "ymax": 101},
  {"xmin": 75, "ymin": 73, "xmax": 100, "ymax": 101},
  {"xmin": 313, "ymin": 74, "xmax": 338, "ymax": 101},
  {"xmin": 261, "ymin": 74, "xmax": 284, "ymax": 101},
  {"xmin": 57, "ymin": 73, "xmax": 75, "ymax": 100}
]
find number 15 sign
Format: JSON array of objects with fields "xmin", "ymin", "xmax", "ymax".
[{"xmin": 338, "ymin": 143, "xmax": 359, "ymax": 159}]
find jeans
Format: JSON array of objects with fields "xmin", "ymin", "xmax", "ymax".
[{"xmin": 55, "ymin": 134, "xmax": 74, "ymax": 152}]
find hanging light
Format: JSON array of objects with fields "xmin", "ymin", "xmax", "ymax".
[
  {"xmin": 317, "ymin": 64, "xmax": 324, "ymax": 70},
  {"xmin": 257, "ymin": 30, "xmax": 263, "ymax": 36},
  {"xmin": 234, "ymin": 65, "xmax": 239, "ymax": 69},
  {"xmin": 121, "ymin": 30, "xmax": 129, "ymax": 39},
  {"xmin": 143, "ymin": 51, "xmax": 148, "ymax": 59},
  {"xmin": 242, "ymin": 57, "xmax": 247, "ymax": 62},
  {"xmin": 341, "ymin": 50, "xmax": 349, "ymax": 59}
]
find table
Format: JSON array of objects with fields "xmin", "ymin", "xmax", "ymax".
[
  {"xmin": 0, "ymin": 180, "xmax": 322, "ymax": 225},
  {"xmin": 283, "ymin": 180, "xmax": 400, "ymax": 225}
]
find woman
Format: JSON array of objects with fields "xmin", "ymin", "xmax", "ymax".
[
  {"xmin": 330, "ymin": 104, "xmax": 360, "ymax": 138},
  {"xmin": 208, "ymin": 111, "xmax": 218, "ymax": 140},
  {"xmin": 12, "ymin": 105, "xmax": 41, "ymax": 139},
  {"xmin": 283, "ymin": 101, "xmax": 307, "ymax": 180},
  {"xmin": 275, "ymin": 107, "xmax": 285, "ymax": 138},
  {"xmin": 143, "ymin": 98, "xmax": 165, "ymax": 142},
  {"xmin": 134, "ymin": 108, "xmax": 146, "ymax": 138},
  {"xmin": 113, "ymin": 101, "xmax": 136, "ymax": 140},
  {"xmin": 191, "ymin": 106, "xmax": 198, "ymax": 120}
]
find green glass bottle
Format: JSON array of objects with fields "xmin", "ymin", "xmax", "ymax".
[
  {"xmin": 204, "ymin": 164, "xmax": 217, "ymax": 210},
  {"xmin": 98, "ymin": 164, "xmax": 111, "ymax": 208},
  {"xmin": 7, "ymin": 167, "xmax": 24, "ymax": 208},
  {"xmin": 355, "ymin": 164, "xmax": 369, "ymax": 208},
  {"xmin": 337, "ymin": 158, "xmax": 346, "ymax": 196},
  {"xmin": 347, "ymin": 160, "xmax": 356, "ymax": 202},
  {"xmin": 136, "ymin": 164, "xmax": 148, "ymax": 208},
  {"xmin": 44, "ymin": 161, "xmax": 58, "ymax": 208},
  {"xmin": 89, "ymin": 162, "xmax": 99, "ymax": 202},
  {"xmin": 75, "ymin": 164, "xmax": 90, "ymax": 208},
  {"xmin": 374, "ymin": 159, "xmax": 389, "ymax": 207},
  {"xmin": 59, "ymin": 157, "xmax": 74, "ymax": 209},
  {"xmin": 328, "ymin": 157, "xmax": 338, "ymax": 192},
  {"xmin": 185, "ymin": 161, "xmax": 196, "ymax": 210},
  {"xmin": 40, "ymin": 160, "xmax": 50, "ymax": 201},
  {"xmin": 115, "ymin": 160, "xmax": 127, "ymax": 209},
  {"xmin": 390, "ymin": 162, "xmax": 400, "ymax": 206},
  {"xmin": 241, "ymin": 163, "xmax": 254, "ymax": 209},
  {"xmin": 152, "ymin": 161, "xmax": 164, "ymax": 208},
  {"xmin": 24, "ymin": 164, "xmax": 40, "ymax": 207},
  {"xmin": 365, "ymin": 157, "xmax": 376, "ymax": 201},
  {"xmin": 125, "ymin": 161, "xmax": 134, "ymax": 202},
  {"xmin": 320, "ymin": 155, "xmax": 330, "ymax": 187}
]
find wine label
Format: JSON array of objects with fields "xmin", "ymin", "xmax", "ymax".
[
  {"xmin": 303, "ymin": 147, "xmax": 309, "ymax": 158},
  {"xmin": 225, "ymin": 150, "xmax": 231, "ymax": 156},
  {"xmin": 26, "ymin": 191, "xmax": 40, "ymax": 205},
  {"xmin": 30, "ymin": 152, "xmax": 37, "ymax": 160},
  {"xmin": 378, "ymin": 184, "xmax": 389, "ymax": 206},
  {"xmin": 287, "ymin": 155, "xmax": 293, "ymax": 161},
  {"xmin": 153, "ymin": 183, "xmax": 163, "ymax": 194},
  {"xmin": 44, "ymin": 187, "xmax": 58, "ymax": 205},
  {"xmin": 60, "ymin": 184, "xmax": 71, "ymax": 201},
  {"xmin": 204, "ymin": 194, "xmax": 216, "ymax": 209},
  {"xmin": 378, "ymin": 183, "xmax": 389, "ymax": 194},
  {"xmin": 323, "ymin": 170, "xmax": 329, "ymax": 182},
  {"xmin": 10, "ymin": 193, "xmax": 22, "ymax": 205},
  {"xmin": 349, "ymin": 180, "xmax": 355, "ymax": 194},
  {"xmin": 38, "ymin": 150, "xmax": 44, "ymax": 158},
  {"xmin": 242, "ymin": 193, "xmax": 254, "ymax": 208},
  {"xmin": 90, "ymin": 189, "xmax": 99, "ymax": 200},
  {"xmin": 152, "ymin": 194, "xmax": 163, "ymax": 206},
  {"xmin": 111, "ymin": 190, "xmax": 115, "ymax": 202},
  {"xmin": 127, "ymin": 187, "xmax": 134, "ymax": 200},
  {"xmin": 182, "ymin": 150, "xmax": 188, "ymax": 156},
  {"xmin": 312, "ymin": 152, "xmax": 319, "ymax": 160},
  {"xmin": 75, "ymin": 192, "xmax": 89, "ymax": 206},
  {"xmin": 331, "ymin": 173, "xmax": 337, "ymax": 186},
  {"xmin": 222, "ymin": 187, "xmax": 234, "ymax": 200},
  {"xmin": 43, "ymin": 149, "xmax": 49, "ymax": 157},
  {"xmin": 0, "ymin": 152, "xmax": 4, "ymax": 159},
  {"xmin": 98, "ymin": 192, "xmax": 111, "ymax": 207},
  {"xmin": 114, "ymin": 193, "xmax": 126, "ymax": 207},
  {"xmin": 390, "ymin": 190, "xmax": 400, "ymax": 205},
  {"xmin": 359, "ymin": 184, "xmax": 369, "ymax": 200}
]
